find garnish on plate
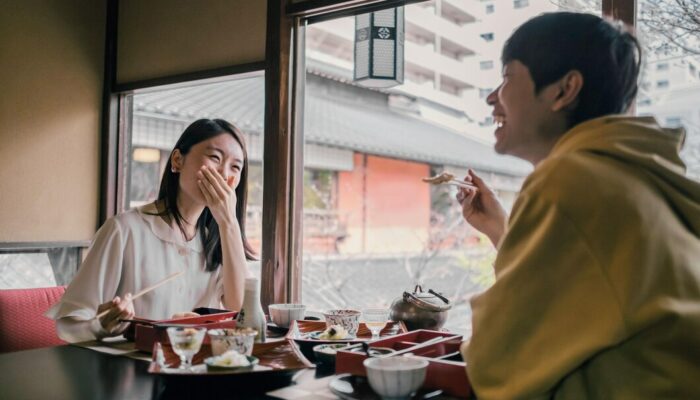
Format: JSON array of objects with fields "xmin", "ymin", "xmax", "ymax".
[
  {"xmin": 318, "ymin": 324, "xmax": 349, "ymax": 340},
  {"xmin": 208, "ymin": 350, "xmax": 251, "ymax": 367}
]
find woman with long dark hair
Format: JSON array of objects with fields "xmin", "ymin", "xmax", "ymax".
[{"xmin": 48, "ymin": 119, "xmax": 256, "ymax": 342}]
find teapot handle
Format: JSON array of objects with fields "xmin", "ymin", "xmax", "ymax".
[
  {"xmin": 403, "ymin": 291, "xmax": 451, "ymax": 312},
  {"xmin": 428, "ymin": 289, "xmax": 450, "ymax": 305}
]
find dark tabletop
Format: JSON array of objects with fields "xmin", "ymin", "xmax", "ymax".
[
  {"xmin": 0, "ymin": 345, "xmax": 311, "ymax": 400},
  {"xmin": 0, "ymin": 345, "xmax": 464, "ymax": 400}
]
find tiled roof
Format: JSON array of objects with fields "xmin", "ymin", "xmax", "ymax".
[{"xmin": 134, "ymin": 74, "xmax": 530, "ymax": 176}]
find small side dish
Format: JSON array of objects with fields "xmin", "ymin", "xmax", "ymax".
[
  {"xmin": 204, "ymin": 350, "xmax": 259, "ymax": 371},
  {"xmin": 318, "ymin": 324, "xmax": 349, "ymax": 340}
]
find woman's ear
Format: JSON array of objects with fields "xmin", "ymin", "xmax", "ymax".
[
  {"xmin": 171, "ymin": 149, "xmax": 184, "ymax": 172},
  {"xmin": 551, "ymin": 70, "xmax": 583, "ymax": 112}
]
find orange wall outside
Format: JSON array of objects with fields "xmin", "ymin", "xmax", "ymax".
[{"xmin": 337, "ymin": 153, "xmax": 431, "ymax": 254}]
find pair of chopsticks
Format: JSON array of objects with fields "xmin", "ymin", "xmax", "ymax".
[
  {"xmin": 446, "ymin": 180, "xmax": 477, "ymax": 190},
  {"xmin": 377, "ymin": 334, "xmax": 460, "ymax": 359},
  {"xmin": 95, "ymin": 270, "xmax": 184, "ymax": 319}
]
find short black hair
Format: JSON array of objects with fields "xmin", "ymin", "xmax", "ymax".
[{"xmin": 503, "ymin": 12, "xmax": 642, "ymax": 127}]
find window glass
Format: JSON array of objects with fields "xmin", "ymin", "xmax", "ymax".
[
  {"xmin": 637, "ymin": 0, "xmax": 700, "ymax": 180},
  {"xmin": 302, "ymin": 1, "xmax": 598, "ymax": 336},
  {"xmin": 480, "ymin": 32, "xmax": 494, "ymax": 41},
  {"xmin": 0, "ymin": 247, "xmax": 83, "ymax": 289},
  {"xmin": 513, "ymin": 0, "xmax": 529, "ymax": 9},
  {"xmin": 479, "ymin": 60, "xmax": 494, "ymax": 70},
  {"xmin": 123, "ymin": 75, "xmax": 265, "ymax": 276}
]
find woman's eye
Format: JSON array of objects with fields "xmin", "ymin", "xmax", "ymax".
[{"xmin": 209, "ymin": 155, "xmax": 220, "ymax": 162}]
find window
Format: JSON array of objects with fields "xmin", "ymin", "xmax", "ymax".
[
  {"xmin": 485, "ymin": 4, "xmax": 495, "ymax": 14},
  {"xmin": 122, "ymin": 75, "xmax": 265, "ymax": 275},
  {"xmin": 665, "ymin": 117, "xmax": 682, "ymax": 127},
  {"xmin": 299, "ymin": 5, "xmax": 546, "ymax": 336},
  {"xmin": 638, "ymin": 1, "xmax": 700, "ymax": 181},
  {"xmin": 479, "ymin": 60, "xmax": 494, "ymax": 70},
  {"xmin": 480, "ymin": 33, "xmax": 494, "ymax": 42},
  {"xmin": 479, "ymin": 88, "xmax": 493, "ymax": 98},
  {"xmin": 296, "ymin": 2, "xmax": 603, "ymax": 337},
  {"xmin": 0, "ymin": 245, "xmax": 86, "ymax": 289},
  {"xmin": 638, "ymin": 98, "xmax": 652, "ymax": 107},
  {"xmin": 514, "ymin": 0, "xmax": 529, "ymax": 9}
]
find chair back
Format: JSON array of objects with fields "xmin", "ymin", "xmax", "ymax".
[{"xmin": 0, "ymin": 286, "xmax": 66, "ymax": 353}]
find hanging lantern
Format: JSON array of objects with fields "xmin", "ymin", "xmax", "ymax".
[{"xmin": 354, "ymin": 7, "xmax": 404, "ymax": 88}]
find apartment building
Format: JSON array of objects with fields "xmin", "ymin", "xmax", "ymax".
[{"xmin": 306, "ymin": 0, "xmax": 591, "ymax": 143}]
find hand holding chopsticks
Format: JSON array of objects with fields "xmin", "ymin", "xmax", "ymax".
[{"xmin": 95, "ymin": 270, "xmax": 185, "ymax": 320}]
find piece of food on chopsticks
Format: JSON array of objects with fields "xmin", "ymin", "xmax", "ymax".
[
  {"xmin": 422, "ymin": 172, "xmax": 476, "ymax": 189},
  {"xmin": 422, "ymin": 171, "xmax": 455, "ymax": 184}
]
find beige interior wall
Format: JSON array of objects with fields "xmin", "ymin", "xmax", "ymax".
[
  {"xmin": 0, "ymin": 0, "xmax": 105, "ymax": 242},
  {"xmin": 117, "ymin": 0, "xmax": 267, "ymax": 84}
]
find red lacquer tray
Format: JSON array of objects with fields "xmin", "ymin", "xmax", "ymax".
[
  {"xmin": 147, "ymin": 340, "xmax": 314, "ymax": 395},
  {"xmin": 286, "ymin": 320, "xmax": 407, "ymax": 363},
  {"xmin": 126, "ymin": 311, "xmax": 238, "ymax": 352},
  {"xmin": 335, "ymin": 329, "xmax": 471, "ymax": 398},
  {"xmin": 148, "ymin": 340, "xmax": 313, "ymax": 374}
]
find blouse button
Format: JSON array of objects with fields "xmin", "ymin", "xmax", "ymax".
[{"xmin": 178, "ymin": 248, "xmax": 188, "ymax": 256}]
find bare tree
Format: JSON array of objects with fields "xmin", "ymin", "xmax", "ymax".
[
  {"xmin": 553, "ymin": 0, "xmax": 700, "ymax": 56},
  {"xmin": 638, "ymin": 0, "xmax": 700, "ymax": 56}
]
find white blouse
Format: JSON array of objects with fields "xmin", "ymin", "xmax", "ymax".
[{"xmin": 47, "ymin": 203, "xmax": 223, "ymax": 342}]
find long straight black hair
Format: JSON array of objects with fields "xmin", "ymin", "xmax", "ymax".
[{"xmin": 157, "ymin": 118, "xmax": 257, "ymax": 271}]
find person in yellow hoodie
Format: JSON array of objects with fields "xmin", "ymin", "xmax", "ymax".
[{"xmin": 457, "ymin": 12, "xmax": 700, "ymax": 399}]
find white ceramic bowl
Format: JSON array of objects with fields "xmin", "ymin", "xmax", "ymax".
[
  {"xmin": 268, "ymin": 304, "xmax": 306, "ymax": 328},
  {"xmin": 323, "ymin": 309, "xmax": 361, "ymax": 335},
  {"xmin": 363, "ymin": 356, "xmax": 429, "ymax": 400}
]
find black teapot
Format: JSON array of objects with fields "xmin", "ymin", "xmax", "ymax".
[{"xmin": 389, "ymin": 285, "xmax": 451, "ymax": 331}]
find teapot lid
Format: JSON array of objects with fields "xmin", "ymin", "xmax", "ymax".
[{"xmin": 403, "ymin": 285, "xmax": 451, "ymax": 312}]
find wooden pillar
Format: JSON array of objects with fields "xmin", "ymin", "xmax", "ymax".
[
  {"xmin": 262, "ymin": 0, "xmax": 305, "ymax": 308},
  {"xmin": 602, "ymin": 0, "xmax": 636, "ymax": 26}
]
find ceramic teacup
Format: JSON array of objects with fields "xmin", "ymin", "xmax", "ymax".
[
  {"xmin": 363, "ymin": 356, "xmax": 429, "ymax": 400},
  {"xmin": 323, "ymin": 309, "xmax": 361, "ymax": 336},
  {"xmin": 268, "ymin": 303, "xmax": 306, "ymax": 328},
  {"xmin": 207, "ymin": 328, "xmax": 257, "ymax": 356}
]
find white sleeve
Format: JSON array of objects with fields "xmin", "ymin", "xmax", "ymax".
[{"xmin": 46, "ymin": 217, "xmax": 125, "ymax": 342}]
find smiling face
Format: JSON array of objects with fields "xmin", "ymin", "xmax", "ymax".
[
  {"xmin": 171, "ymin": 133, "xmax": 245, "ymax": 206},
  {"xmin": 487, "ymin": 61, "xmax": 567, "ymax": 165}
]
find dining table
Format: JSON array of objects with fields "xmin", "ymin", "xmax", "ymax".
[
  {"xmin": 0, "ymin": 342, "xmax": 463, "ymax": 399},
  {"xmin": 0, "ymin": 343, "xmax": 337, "ymax": 400}
]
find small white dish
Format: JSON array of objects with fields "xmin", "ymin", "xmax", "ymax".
[
  {"xmin": 203, "ymin": 354, "xmax": 259, "ymax": 371},
  {"xmin": 269, "ymin": 304, "xmax": 306, "ymax": 328}
]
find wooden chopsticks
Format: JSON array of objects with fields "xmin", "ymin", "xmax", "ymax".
[
  {"xmin": 446, "ymin": 180, "xmax": 477, "ymax": 190},
  {"xmin": 95, "ymin": 270, "xmax": 184, "ymax": 319},
  {"xmin": 378, "ymin": 334, "xmax": 461, "ymax": 359}
]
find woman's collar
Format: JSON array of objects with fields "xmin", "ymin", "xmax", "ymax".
[{"xmin": 137, "ymin": 202, "xmax": 204, "ymax": 253}]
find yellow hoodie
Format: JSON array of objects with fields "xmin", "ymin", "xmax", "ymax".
[{"xmin": 464, "ymin": 116, "xmax": 700, "ymax": 399}]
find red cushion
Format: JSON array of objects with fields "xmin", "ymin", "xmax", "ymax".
[{"xmin": 0, "ymin": 286, "xmax": 66, "ymax": 353}]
